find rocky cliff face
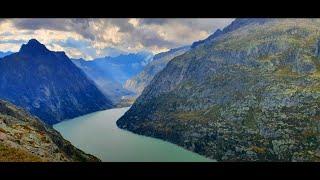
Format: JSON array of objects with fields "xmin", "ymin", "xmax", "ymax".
[
  {"xmin": 117, "ymin": 19, "xmax": 320, "ymax": 161},
  {"xmin": 0, "ymin": 100, "xmax": 100, "ymax": 162},
  {"xmin": 0, "ymin": 39, "xmax": 113, "ymax": 124},
  {"xmin": 124, "ymin": 46, "xmax": 190, "ymax": 96}
]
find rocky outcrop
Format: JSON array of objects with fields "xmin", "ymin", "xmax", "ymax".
[
  {"xmin": 0, "ymin": 39, "xmax": 113, "ymax": 124},
  {"xmin": 117, "ymin": 19, "xmax": 320, "ymax": 161},
  {"xmin": 0, "ymin": 100, "xmax": 100, "ymax": 162}
]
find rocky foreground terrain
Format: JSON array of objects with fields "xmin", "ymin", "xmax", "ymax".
[
  {"xmin": 118, "ymin": 19, "xmax": 320, "ymax": 161},
  {"xmin": 0, "ymin": 100, "xmax": 100, "ymax": 162}
]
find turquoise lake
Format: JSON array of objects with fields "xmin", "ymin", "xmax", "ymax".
[{"xmin": 53, "ymin": 107, "xmax": 213, "ymax": 162}]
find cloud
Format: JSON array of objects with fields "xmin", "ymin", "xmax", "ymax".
[
  {"xmin": 12, "ymin": 18, "xmax": 96, "ymax": 40},
  {"xmin": 0, "ymin": 39, "xmax": 26, "ymax": 44},
  {"xmin": 0, "ymin": 18, "xmax": 234, "ymax": 59},
  {"xmin": 139, "ymin": 19, "xmax": 169, "ymax": 25}
]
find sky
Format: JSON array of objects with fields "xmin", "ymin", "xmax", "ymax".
[{"xmin": 0, "ymin": 18, "xmax": 234, "ymax": 60}]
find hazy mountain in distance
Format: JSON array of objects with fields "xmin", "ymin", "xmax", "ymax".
[
  {"xmin": 72, "ymin": 52, "xmax": 153, "ymax": 103},
  {"xmin": 71, "ymin": 58, "xmax": 134, "ymax": 104},
  {"xmin": 0, "ymin": 51, "xmax": 14, "ymax": 58},
  {"xmin": 124, "ymin": 46, "xmax": 190, "ymax": 96}
]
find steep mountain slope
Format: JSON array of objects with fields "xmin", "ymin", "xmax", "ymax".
[
  {"xmin": 72, "ymin": 52, "xmax": 152, "ymax": 103},
  {"xmin": 0, "ymin": 39, "xmax": 113, "ymax": 125},
  {"xmin": 118, "ymin": 19, "xmax": 320, "ymax": 161},
  {"xmin": 124, "ymin": 46, "xmax": 190, "ymax": 96},
  {"xmin": 0, "ymin": 100, "xmax": 100, "ymax": 162},
  {"xmin": 191, "ymin": 29, "xmax": 223, "ymax": 48}
]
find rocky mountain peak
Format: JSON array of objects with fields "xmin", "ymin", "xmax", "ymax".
[
  {"xmin": 0, "ymin": 38, "xmax": 113, "ymax": 124},
  {"xmin": 19, "ymin": 39, "xmax": 50, "ymax": 56}
]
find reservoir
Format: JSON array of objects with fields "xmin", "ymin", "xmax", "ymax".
[{"xmin": 54, "ymin": 107, "xmax": 213, "ymax": 162}]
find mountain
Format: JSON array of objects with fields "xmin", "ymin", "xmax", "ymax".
[
  {"xmin": 0, "ymin": 99, "xmax": 100, "ymax": 162},
  {"xmin": 71, "ymin": 58, "xmax": 133, "ymax": 103},
  {"xmin": 0, "ymin": 51, "xmax": 13, "ymax": 58},
  {"xmin": 117, "ymin": 19, "xmax": 320, "ymax": 161},
  {"xmin": 191, "ymin": 18, "xmax": 272, "ymax": 49},
  {"xmin": 71, "ymin": 52, "xmax": 153, "ymax": 103},
  {"xmin": 124, "ymin": 46, "xmax": 190, "ymax": 96},
  {"xmin": 0, "ymin": 39, "xmax": 113, "ymax": 125},
  {"xmin": 191, "ymin": 29, "xmax": 223, "ymax": 48}
]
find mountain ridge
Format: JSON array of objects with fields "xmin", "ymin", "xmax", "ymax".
[
  {"xmin": 191, "ymin": 18, "xmax": 274, "ymax": 49},
  {"xmin": 0, "ymin": 39, "xmax": 113, "ymax": 124},
  {"xmin": 118, "ymin": 18, "xmax": 320, "ymax": 161}
]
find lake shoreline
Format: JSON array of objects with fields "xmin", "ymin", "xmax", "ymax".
[
  {"xmin": 115, "ymin": 114, "xmax": 217, "ymax": 162},
  {"xmin": 54, "ymin": 107, "xmax": 213, "ymax": 162}
]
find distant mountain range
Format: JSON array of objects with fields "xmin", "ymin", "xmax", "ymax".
[
  {"xmin": 0, "ymin": 51, "xmax": 14, "ymax": 58},
  {"xmin": 0, "ymin": 39, "xmax": 113, "ymax": 125},
  {"xmin": 0, "ymin": 99, "xmax": 100, "ymax": 162},
  {"xmin": 71, "ymin": 52, "xmax": 153, "ymax": 103},
  {"xmin": 125, "ymin": 46, "xmax": 190, "ymax": 96},
  {"xmin": 118, "ymin": 18, "xmax": 320, "ymax": 161}
]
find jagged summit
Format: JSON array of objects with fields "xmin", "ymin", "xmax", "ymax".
[{"xmin": 19, "ymin": 39, "xmax": 50, "ymax": 56}]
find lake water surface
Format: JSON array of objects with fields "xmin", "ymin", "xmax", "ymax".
[{"xmin": 53, "ymin": 107, "xmax": 213, "ymax": 162}]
